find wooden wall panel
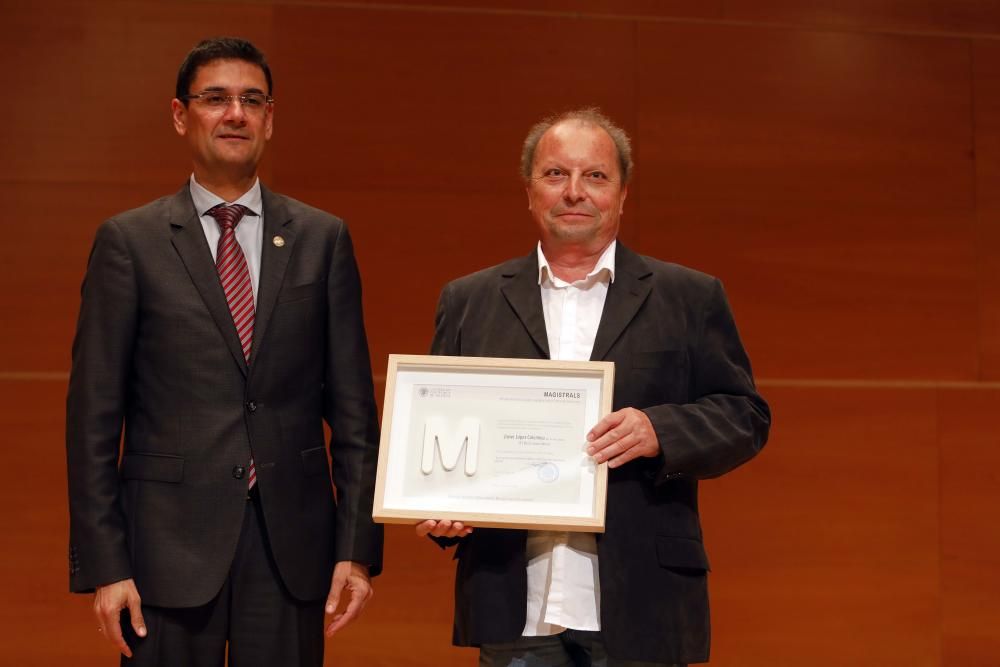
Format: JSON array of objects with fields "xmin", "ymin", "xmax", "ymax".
[
  {"xmin": 283, "ymin": 187, "xmax": 538, "ymax": 373},
  {"xmin": 725, "ymin": 0, "xmax": 1000, "ymax": 35},
  {"xmin": 634, "ymin": 23, "xmax": 978, "ymax": 381},
  {"xmin": 270, "ymin": 3, "xmax": 642, "ymax": 369},
  {"xmin": 2, "ymin": 1, "xmax": 1000, "ymax": 665},
  {"xmin": 939, "ymin": 388, "xmax": 1000, "ymax": 666},
  {"xmin": 326, "ymin": 526, "xmax": 476, "ymax": 667},
  {"xmin": 701, "ymin": 386, "xmax": 940, "ymax": 665},
  {"xmin": 973, "ymin": 39, "xmax": 1000, "ymax": 380},
  {"xmin": 269, "ymin": 5, "xmax": 638, "ymax": 195},
  {"xmin": 265, "ymin": 0, "xmax": 720, "ymax": 19},
  {"xmin": 0, "ymin": 182, "xmax": 179, "ymax": 372},
  {"xmin": 379, "ymin": 0, "xmax": 722, "ymax": 19},
  {"xmin": 0, "ymin": 0, "xmax": 274, "ymax": 186},
  {"xmin": 0, "ymin": 380, "xmax": 104, "ymax": 666}
]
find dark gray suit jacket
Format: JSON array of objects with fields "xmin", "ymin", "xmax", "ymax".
[
  {"xmin": 431, "ymin": 242, "xmax": 770, "ymax": 664},
  {"xmin": 66, "ymin": 185, "xmax": 383, "ymax": 608}
]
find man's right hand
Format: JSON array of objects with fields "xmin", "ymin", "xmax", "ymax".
[
  {"xmin": 94, "ymin": 578, "xmax": 146, "ymax": 658},
  {"xmin": 415, "ymin": 519, "xmax": 473, "ymax": 539}
]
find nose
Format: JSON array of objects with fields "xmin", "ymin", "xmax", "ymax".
[
  {"xmin": 221, "ymin": 97, "xmax": 248, "ymax": 123},
  {"xmin": 563, "ymin": 173, "xmax": 586, "ymax": 202}
]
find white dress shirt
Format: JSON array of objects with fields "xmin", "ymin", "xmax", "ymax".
[
  {"xmin": 189, "ymin": 175, "xmax": 263, "ymax": 305},
  {"xmin": 522, "ymin": 239, "xmax": 616, "ymax": 637}
]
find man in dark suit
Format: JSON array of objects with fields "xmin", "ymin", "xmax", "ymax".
[
  {"xmin": 417, "ymin": 109, "xmax": 770, "ymax": 666},
  {"xmin": 66, "ymin": 37, "xmax": 383, "ymax": 665}
]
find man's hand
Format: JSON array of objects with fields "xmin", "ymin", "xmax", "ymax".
[
  {"xmin": 586, "ymin": 407, "xmax": 660, "ymax": 468},
  {"xmin": 415, "ymin": 520, "xmax": 473, "ymax": 539},
  {"xmin": 94, "ymin": 578, "xmax": 145, "ymax": 658},
  {"xmin": 325, "ymin": 561, "xmax": 373, "ymax": 637}
]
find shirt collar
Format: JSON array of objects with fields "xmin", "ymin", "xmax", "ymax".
[
  {"xmin": 537, "ymin": 239, "xmax": 617, "ymax": 287},
  {"xmin": 189, "ymin": 174, "xmax": 262, "ymax": 217}
]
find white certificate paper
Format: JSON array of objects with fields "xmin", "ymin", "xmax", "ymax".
[{"xmin": 374, "ymin": 355, "xmax": 613, "ymax": 531}]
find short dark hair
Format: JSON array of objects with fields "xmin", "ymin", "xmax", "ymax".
[
  {"xmin": 175, "ymin": 37, "xmax": 272, "ymax": 102},
  {"xmin": 520, "ymin": 107, "xmax": 633, "ymax": 183}
]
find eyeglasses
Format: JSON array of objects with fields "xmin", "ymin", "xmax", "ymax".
[{"xmin": 183, "ymin": 91, "xmax": 274, "ymax": 113}]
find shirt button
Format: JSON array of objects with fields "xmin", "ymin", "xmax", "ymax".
[
  {"xmin": 246, "ymin": 400, "xmax": 257, "ymax": 413},
  {"xmin": 232, "ymin": 465, "xmax": 246, "ymax": 479}
]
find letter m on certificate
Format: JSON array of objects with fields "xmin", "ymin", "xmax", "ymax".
[{"xmin": 421, "ymin": 417, "xmax": 480, "ymax": 476}]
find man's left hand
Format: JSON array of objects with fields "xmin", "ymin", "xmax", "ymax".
[
  {"xmin": 587, "ymin": 408, "xmax": 659, "ymax": 468},
  {"xmin": 324, "ymin": 561, "xmax": 373, "ymax": 637}
]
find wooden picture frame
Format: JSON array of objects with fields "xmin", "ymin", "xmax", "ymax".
[{"xmin": 373, "ymin": 354, "xmax": 615, "ymax": 531}]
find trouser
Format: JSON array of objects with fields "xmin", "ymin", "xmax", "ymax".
[
  {"xmin": 479, "ymin": 629, "xmax": 687, "ymax": 667},
  {"xmin": 121, "ymin": 494, "xmax": 325, "ymax": 667}
]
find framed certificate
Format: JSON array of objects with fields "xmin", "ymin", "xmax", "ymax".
[{"xmin": 373, "ymin": 354, "xmax": 615, "ymax": 531}]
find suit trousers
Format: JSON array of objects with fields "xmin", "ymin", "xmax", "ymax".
[
  {"xmin": 479, "ymin": 630, "xmax": 687, "ymax": 667},
  {"xmin": 121, "ymin": 494, "xmax": 325, "ymax": 667}
]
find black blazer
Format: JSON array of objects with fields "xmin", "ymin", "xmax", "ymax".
[
  {"xmin": 431, "ymin": 243, "xmax": 770, "ymax": 664},
  {"xmin": 66, "ymin": 185, "xmax": 383, "ymax": 608}
]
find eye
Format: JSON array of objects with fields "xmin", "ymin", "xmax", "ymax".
[
  {"xmin": 241, "ymin": 94, "xmax": 265, "ymax": 107},
  {"xmin": 204, "ymin": 94, "xmax": 228, "ymax": 107},
  {"xmin": 543, "ymin": 168, "xmax": 565, "ymax": 178},
  {"xmin": 587, "ymin": 171, "xmax": 608, "ymax": 180}
]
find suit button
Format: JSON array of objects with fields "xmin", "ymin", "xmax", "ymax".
[
  {"xmin": 232, "ymin": 465, "xmax": 246, "ymax": 479},
  {"xmin": 246, "ymin": 400, "xmax": 257, "ymax": 413}
]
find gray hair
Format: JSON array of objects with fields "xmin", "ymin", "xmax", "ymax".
[{"xmin": 520, "ymin": 107, "xmax": 633, "ymax": 183}]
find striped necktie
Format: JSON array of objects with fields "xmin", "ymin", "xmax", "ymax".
[{"xmin": 207, "ymin": 203, "xmax": 257, "ymax": 489}]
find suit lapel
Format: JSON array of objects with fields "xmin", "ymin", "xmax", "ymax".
[
  {"xmin": 499, "ymin": 252, "xmax": 550, "ymax": 359},
  {"xmin": 169, "ymin": 186, "xmax": 250, "ymax": 375},
  {"xmin": 591, "ymin": 243, "xmax": 652, "ymax": 361},
  {"xmin": 249, "ymin": 186, "xmax": 295, "ymax": 368}
]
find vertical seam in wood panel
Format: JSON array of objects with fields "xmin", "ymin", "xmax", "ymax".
[
  {"xmin": 935, "ymin": 386, "xmax": 944, "ymax": 667},
  {"xmin": 631, "ymin": 18, "xmax": 641, "ymax": 250},
  {"xmin": 970, "ymin": 39, "xmax": 985, "ymax": 384}
]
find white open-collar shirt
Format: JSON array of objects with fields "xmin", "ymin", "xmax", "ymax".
[{"xmin": 524, "ymin": 239, "xmax": 616, "ymax": 636}]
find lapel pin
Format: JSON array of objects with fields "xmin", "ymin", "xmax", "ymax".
[{"xmin": 272, "ymin": 235, "xmax": 285, "ymax": 247}]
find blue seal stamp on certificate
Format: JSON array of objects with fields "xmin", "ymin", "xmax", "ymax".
[{"xmin": 537, "ymin": 462, "xmax": 559, "ymax": 483}]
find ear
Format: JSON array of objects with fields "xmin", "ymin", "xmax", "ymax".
[
  {"xmin": 264, "ymin": 104, "xmax": 274, "ymax": 141},
  {"xmin": 171, "ymin": 98, "xmax": 188, "ymax": 137},
  {"xmin": 619, "ymin": 183, "xmax": 629, "ymax": 215}
]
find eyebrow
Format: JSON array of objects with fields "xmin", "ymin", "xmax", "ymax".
[
  {"xmin": 538, "ymin": 163, "xmax": 612, "ymax": 171},
  {"xmin": 197, "ymin": 86, "xmax": 266, "ymax": 94}
]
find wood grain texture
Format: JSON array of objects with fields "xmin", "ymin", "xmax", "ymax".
[
  {"xmin": 0, "ymin": 182, "xmax": 183, "ymax": 372},
  {"xmin": 282, "ymin": 186, "xmax": 543, "ymax": 372},
  {"xmin": 939, "ymin": 388, "xmax": 1000, "ymax": 666},
  {"xmin": 0, "ymin": 0, "xmax": 275, "ymax": 186},
  {"xmin": 701, "ymin": 386, "xmax": 940, "ymax": 666},
  {"xmin": 3, "ymin": 1, "xmax": 1000, "ymax": 665},
  {"xmin": 634, "ymin": 22, "xmax": 978, "ymax": 381},
  {"xmin": 973, "ymin": 39, "xmax": 1000, "ymax": 381},
  {"xmin": 325, "ymin": 525, "xmax": 477, "ymax": 667},
  {"xmin": 270, "ymin": 0, "xmax": 722, "ymax": 20},
  {"xmin": 725, "ymin": 0, "xmax": 1000, "ymax": 35},
  {"xmin": 0, "ymin": 380, "xmax": 106, "ymax": 665},
  {"xmin": 269, "ymin": 4, "xmax": 637, "ymax": 195}
]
